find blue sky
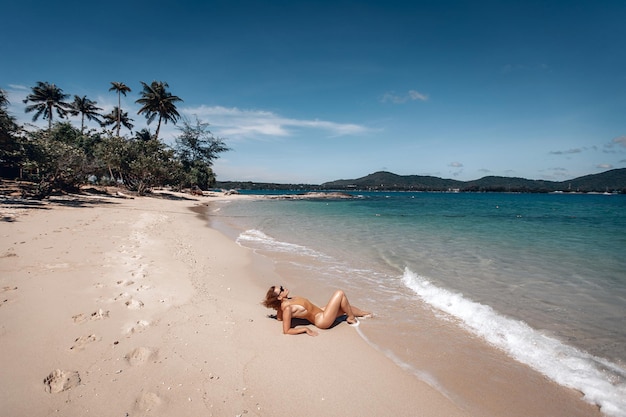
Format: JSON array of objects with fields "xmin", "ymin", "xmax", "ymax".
[{"xmin": 2, "ymin": 0, "xmax": 625, "ymax": 183}]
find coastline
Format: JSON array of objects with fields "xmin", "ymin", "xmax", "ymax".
[
  {"xmin": 0, "ymin": 191, "xmax": 471, "ymax": 416},
  {"xmin": 206, "ymin": 194, "xmax": 608, "ymax": 417}
]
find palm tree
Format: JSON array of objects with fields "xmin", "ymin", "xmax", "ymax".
[
  {"xmin": 135, "ymin": 81, "xmax": 183, "ymax": 141},
  {"xmin": 0, "ymin": 89, "xmax": 15, "ymax": 135},
  {"xmin": 0, "ymin": 89, "xmax": 9, "ymax": 111},
  {"xmin": 70, "ymin": 95, "xmax": 103, "ymax": 133},
  {"xmin": 101, "ymin": 107, "xmax": 134, "ymax": 133},
  {"xmin": 109, "ymin": 82, "xmax": 131, "ymax": 136},
  {"xmin": 1, "ymin": 88, "xmax": 19, "ymax": 152},
  {"xmin": 134, "ymin": 128, "xmax": 153, "ymax": 142},
  {"xmin": 23, "ymin": 82, "xmax": 71, "ymax": 130}
]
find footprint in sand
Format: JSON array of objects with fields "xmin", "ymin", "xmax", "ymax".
[
  {"xmin": 125, "ymin": 298, "xmax": 144, "ymax": 309},
  {"xmin": 131, "ymin": 268, "xmax": 147, "ymax": 279},
  {"xmin": 91, "ymin": 309, "xmax": 109, "ymax": 320},
  {"xmin": 114, "ymin": 292, "xmax": 130, "ymax": 301},
  {"xmin": 43, "ymin": 369, "xmax": 81, "ymax": 393},
  {"xmin": 0, "ymin": 250, "xmax": 17, "ymax": 258},
  {"xmin": 72, "ymin": 314, "xmax": 86, "ymax": 324},
  {"xmin": 112, "ymin": 293, "xmax": 144, "ymax": 309},
  {"xmin": 72, "ymin": 308, "xmax": 110, "ymax": 324},
  {"xmin": 0, "ymin": 286, "xmax": 18, "ymax": 307},
  {"xmin": 134, "ymin": 391, "xmax": 163, "ymax": 413},
  {"xmin": 70, "ymin": 334, "xmax": 98, "ymax": 351},
  {"xmin": 116, "ymin": 279, "xmax": 135, "ymax": 287},
  {"xmin": 125, "ymin": 347, "xmax": 158, "ymax": 366},
  {"xmin": 125, "ymin": 320, "xmax": 150, "ymax": 335}
]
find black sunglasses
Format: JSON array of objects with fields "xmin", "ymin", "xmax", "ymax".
[{"xmin": 276, "ymin": 286, "xmax": 284, "ymax": 295}]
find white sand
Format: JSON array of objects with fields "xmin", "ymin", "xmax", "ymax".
[{"xmin": 0, "ymin": 191, "xmax": 473, "ymax": 416}]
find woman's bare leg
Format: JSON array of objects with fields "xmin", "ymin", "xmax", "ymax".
[
  {"xmin": 351, "ymin": 305, "xmax": 371, "ymax": 317},
  {"xmin": 316, "ymin": 290, "xmax": 370, "ymax": 328},
  {"xmin": 316, "ymin": 290, "xmax": 353, "ymax": 328}
]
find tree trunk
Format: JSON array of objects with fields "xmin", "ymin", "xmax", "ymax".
[
  {"xmin": 47, "ymin": 104, "xmax": 53, "ymax": 131},
  {"xmin": 117, "ymin": 93, "xmax": 121, "ymax": 136},
  {"xmin": 155, "ymin": 116, "xmax": 162, "ymax": 141}
]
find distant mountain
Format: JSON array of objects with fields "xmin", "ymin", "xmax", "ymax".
[
  {"xmin": 320, "ymin": 168, "xmax": 626, "ymax": 193},
  {"xmin": 322, "ymin": 171, "xmax": 464, "ymax": 190},
  {"xmin": 562, "ymin": 169, "xmax": 626, "ymax": 192},
  {"xmin": 217, "ymin": 168, "xmax": 626, "ymax": 193}
]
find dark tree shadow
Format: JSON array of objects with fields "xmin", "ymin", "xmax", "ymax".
[
  {"xmin": 147, "ymin": 191, "xmax": 198, "ymax": 201},
  {"xmin": 0, "ymin": 194, "xmax": 120, "ymax": 222}
]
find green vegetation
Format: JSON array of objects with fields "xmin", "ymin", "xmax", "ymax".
[
  {"xmin": 23, "ymin": 82, "xmax": 72, "ymax": 131},
  {"xmin": 319, "ymin": 171, "xmax": 626, "ymax": 193},
  {"xmin": 175, "ymin": 117, "xmax": 230, "ymax": 191},
  {"xmin": 108, "ymin": 82, "xmax": 132, "ymax": 137},
  {"xmin": 217, "ymin": 170, "xmax": 626, "ymax": 194},
  {"xmin": 3, "ymin": 82, "xmax": 623, "ymax": 197},
  {"xmin": 0, "ymin": 81, "xmax": 229, "ymax": 198},
  {"xmin": 135, "ymin": 81, "xmax": 182, "ymax": 141},
  {"xmin": 70, "ymin": 95, "xmax": 103, "ymax": 134}
]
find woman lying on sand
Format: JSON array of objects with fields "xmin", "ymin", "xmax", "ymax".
[{"xmin": 262, "ymin": 286, "xmax": 371, "ymax": 336}]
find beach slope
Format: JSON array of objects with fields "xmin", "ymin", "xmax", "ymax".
[{"xmin": 0, "ymin": 192, "xmax": 469, "ymax": 416}]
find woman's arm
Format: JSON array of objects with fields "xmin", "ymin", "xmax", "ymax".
[{"xmin": 281, "ymin": 306, "xmax": 318, "ymax": 336}]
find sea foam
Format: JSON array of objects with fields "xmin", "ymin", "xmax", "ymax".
[
  {"xmin": 237, "ymin": 229, "xmax": 331, "ymax": 260},
  {"xmin": 236, "ymin": 226, "xmax": 626, "ymax": 416},
  {"xmin": 402, "ymin": 267, "xmax": 626, "ymax": 417}
]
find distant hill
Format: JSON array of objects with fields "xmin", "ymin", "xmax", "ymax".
[
  {"xmin": 320, "ymin": 169, "xmax": 626, "ymax": 193},
  {"xmin": 322, "ymin": 171, "xmax": 465, "ymax": 190},
  {"xmin": 217, "ymin": 168, "xmax": 626, "ymax": 193},
  {"xmin": 561, "ymin": 169, "xmax": 626, "ymax": 192}
]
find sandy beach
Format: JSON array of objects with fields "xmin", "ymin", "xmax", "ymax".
[{"xmin": 0, "ymin": 189, "xmax": 480, "ymax": 417}]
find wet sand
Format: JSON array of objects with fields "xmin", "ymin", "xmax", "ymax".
[{"xmin": 207, "ymin": 195, "xmax": 605, "ymax": 417}]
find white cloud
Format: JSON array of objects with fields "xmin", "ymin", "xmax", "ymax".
[
  {"xmin": 5, "ymin": 87, "xmax": 371, "ymax": 142},
  {"xmin": 448, "ymin": 161, "xmax": 463, "ymax": 168},
  {"xmin": 181, "ymin": 105, "xmax": 370, "ymax": 140},
  {"xmin": 549, "ymin": 148, "xmax": 583, "ymax": 155},
  {"xmin": 381, "ymin": 89, "xmax": 429, "ymax": 104},
  {"xmin": 5, "ymin": 86, "xmax": 28, "ymax": 105},
  {"xmin": 612, "ymin": 136, "xmax": 626, "ymax": 147},
  {"xmin": 8, "ymin": 84, "xmax": 28, "ymax": 91},
  {"xmin": 408, "ymin": 90, "xmax": 429, "ymax": 101},
  {"xmin": 602, "ymin": 136, "xmax": 626, "ymax": 153}
]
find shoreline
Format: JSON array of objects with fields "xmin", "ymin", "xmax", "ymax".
[
  {"xmin": 204, "ymin": 194, "xmax": 606, "ymax": 417},
  {"xmin": 0, "ymin": 191, "xmax": 471, "ymax": 416}
]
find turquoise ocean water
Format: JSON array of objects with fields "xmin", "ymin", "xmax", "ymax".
[{"xmin": 208, "ymin": 191, "xmax": 626, "ymax": 416}]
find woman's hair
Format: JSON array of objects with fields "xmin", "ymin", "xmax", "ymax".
[{"xmin": 262, "ymin": 286, "xmax": 281, "ymax": 310}]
